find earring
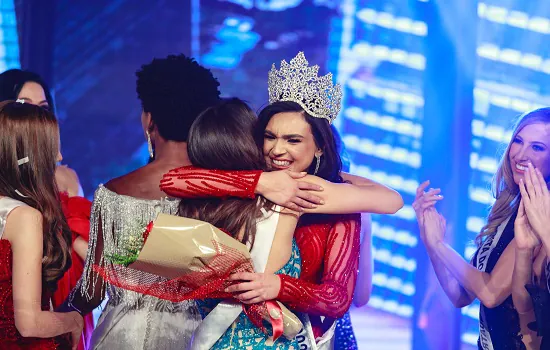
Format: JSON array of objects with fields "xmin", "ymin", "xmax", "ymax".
[
  {"xmin": 314, "ymin": 154, "xmax": 321, "ymax": 175},
  {"xmin": 146, "ymin": 131, "xmax": 154, "ymax": 158}
]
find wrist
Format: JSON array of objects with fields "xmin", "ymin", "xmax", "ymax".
[
  {"xmin": 516, "ymin": 246, "xmax": 535, "ymax": 255},
  {"xmin": 276, "ymin": 274, "xmax": 287, "ymax": 300},
  {"xmin": 430, "ymin": 240, "xmax": 446, "ymax": 258},
  {"xmin": 427, "ymin": 237, "xmax": 444, "ymax": 250},
  {"xmin": 541, "ymin": 235, "xmax": 550, "ymax": 251},
  {"xmin": 516, "ymin": 247, "xmax": 535, "ymax": 257},
  {"xmin": 275, "ymin": 275, "xmax": 281, "ymax": 296},
  {"xmin": 255, "ymin": 172, "xmax": 267, "ymax": 195},
  {"xmin": 68, "ymin": 311, "xmax": 82, "ymax": 331}
]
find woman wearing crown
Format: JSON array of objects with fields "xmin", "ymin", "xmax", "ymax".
[{"xmin": 160, "ymin": 52, "xmax": 404, "ymax": 349}]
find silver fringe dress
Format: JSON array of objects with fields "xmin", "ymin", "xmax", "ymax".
[{"xmin": 73, "ymin": 185, "xmax": 201, "ymax": 349}]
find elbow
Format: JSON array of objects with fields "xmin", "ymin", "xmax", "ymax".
[
  {"xmin": 332, "ymin": 296, "xmax": 355, "ymax": 318},
  {"xmin": 15, "ymin": 317, "xmax": 39, "ymax": 338},
  {"xmin": 380, "ymin": 191, "xmax": 404, "ymax": 214},
  {"xmin": 353, "ymin": 286, "xmax": 372, "ymax": 307},
  {"xmin": 331, "ymin": 307, "xmax": 349, "ymax": 319},
  {"xmin": 17, "ymin": 326, "xmax": 37, "ymax": 338},
  {"xmin": 353, "ymin": 294, "xmax": 370, "ymax": 308},
  {"xmin": 452, "ymin": 298, "xmax": 472, "ymax": 309},
  {"xmin": 478, "ymin": 295, "xmax": 501, "ymax": 309}
]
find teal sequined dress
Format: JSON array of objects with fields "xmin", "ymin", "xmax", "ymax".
[{"xmin": 198, "ymin": 239, "xmax": 302, "ymax": 349}]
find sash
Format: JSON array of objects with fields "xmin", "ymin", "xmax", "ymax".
[
  {"xmin": 190, "ymin": 207, "xmax": 280, "ymax": 350},
  {"xmin": 475, "ymin": 216, "xmax": 511, "ymax": 350},
  {"xmin": 296, "ymin": 314, "xmax": 336, "ymax": 350}
]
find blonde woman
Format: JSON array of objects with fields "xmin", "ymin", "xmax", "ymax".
[
  {"xmin": 413, "ymin": 107, "xmax": 550, "ymax": 349},
  {"xmin": 512, "ymin": 162, "xmax": 550, "ymax": 349}
]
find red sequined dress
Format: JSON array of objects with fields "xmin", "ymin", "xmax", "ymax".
[
  {"xmin": 160, "ymin": 166, "xmax": 361, "ymax": 338},
  {"xmin": 52, "ymin": 193, "xmax": 94, "ymax": 350},
  {"xmin": 0, "ymin": 197, "xmax": 66, "ymax": 349}
]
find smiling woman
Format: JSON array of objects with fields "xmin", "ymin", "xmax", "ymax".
[
  {"xmin": 509, "ymin": 123, "xmax": 550, "ymax": 186},
  {"xmin": 263, "ymin": 111, "xmax": 323, "ymax": 172},
  {"xmin": 256, "ymin": 101, "xmax": 344, "ymax": 183},
  {"xmin": 414, "ymin": 107, "xmax": 550, "ymax": 350}
]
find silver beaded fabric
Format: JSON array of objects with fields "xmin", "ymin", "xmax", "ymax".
[{"xmin": 78, "ymin": 185, "xmax": 201, "ymax": 350}]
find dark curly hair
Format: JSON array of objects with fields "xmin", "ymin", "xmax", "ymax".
[{"xmin": 136, "ymin": 54, "xmax": 221, "ymax": 142}]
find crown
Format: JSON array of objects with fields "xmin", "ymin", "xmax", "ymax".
[{"xmin": 268, "ymin": 52, "xmax": 342, "ymax": 124}]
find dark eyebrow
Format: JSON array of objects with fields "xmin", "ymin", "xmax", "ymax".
[
  {"xmin": 264, "ymin": 130, "xmax": 304, "ymax": 138},
  {"xmin": 282, "ymin": 134, "xmax": 304, "ymax": 139}
]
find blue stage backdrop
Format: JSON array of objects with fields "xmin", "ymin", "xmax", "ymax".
[
  {"xmin": 52, "ymin": 0, "xmax": 192, "ymax": 196},
  {"xmin": 0, "ymin": 0, "xmax": 19, "ymax": 71}
]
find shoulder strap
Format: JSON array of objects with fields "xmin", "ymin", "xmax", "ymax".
[{"xmin": 0, "ymin": 197, "xmax": 28, "ymax": 239}]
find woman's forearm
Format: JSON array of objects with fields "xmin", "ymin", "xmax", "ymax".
[
  {"xmin": 73, "ymin": 236, "xmax": 88, "ymax": 261},
  {"xmin": 512, "ymin": 249, "xmax": 535, "ymax": 313},
  {"xmin": 432, "ymin": 241, "xmax": 512, "ymax": 308},
  {"xmin": 426, "ymin": 245, "xmax": 473, "ymax": 308},
  {"xmin": 15, "ymin": 309, "xmax": 80, "ymax": 338},
  {"xmin": 303, "ymin": 176, "xmax": 403, "ymax": 215},
  {"xmin": 353, "ymin": 214, "xmax": 373, "ymax": 307}
]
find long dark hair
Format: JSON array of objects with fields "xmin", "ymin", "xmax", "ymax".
[
  {"xmin": 256, "ymin": 101, "xmax": 344, "ymax": 183},
  {"xmin": 178, "ymin": 98, "xmax": 272, "ymax": 248},
  {"xmin": 0, "ymin": 69, "xmax": 55, "ymax": 112},
  {"xmin": 0, "ymin": 101, "xmax": 71, "ymax": 292}
]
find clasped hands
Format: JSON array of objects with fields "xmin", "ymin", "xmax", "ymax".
[
  {"xmin": 514, "ymin": 163, "xmax": 550, "ymax": 253},
  {"xmin": 412, "ymin": 180, "xmax": 445, "ymax": 249}
]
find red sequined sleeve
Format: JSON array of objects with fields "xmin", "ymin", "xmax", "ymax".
[
  {"xmin": 277, "ymin": 214, "xmax": 361, "ymax": 319},
  {"xmin": 160, "ymin": 166, "xmax": 261, "ymax": 199}
]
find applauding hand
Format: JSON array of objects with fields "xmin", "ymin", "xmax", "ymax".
[
  {"xmin": 518, "ymin": 163, "xmax": 550, "ymax": 245},
  {"xmin": 413, "ymin": 180, "xmax": 444, "ymax": 245},
  {"xmin": 423, "ymin": 208, "xmax": 447, "ymax": 248},
  {"xmin": 514, "ymin": 199, "xmax": 541, "ymax": 252}
]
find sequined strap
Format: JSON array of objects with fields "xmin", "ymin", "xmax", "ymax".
[
  {"xmin": 0, "ymin": 197, "xmax": 27, "ymax": 239},
  {"xmin": 277, "ymin": 215, "xmax": 361, "ymax": 319},
  {"xmin": 159, "ymin": 166, "xmax": 261, "ymax": 200}
]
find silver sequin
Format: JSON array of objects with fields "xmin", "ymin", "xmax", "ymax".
[{"xmin": 74, "ymin": 185, "xmax": 200, "ymax": 350}]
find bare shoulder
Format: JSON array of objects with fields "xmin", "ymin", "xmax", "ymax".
[
  {"xmin": 105, "ymin": 164, "xmax": 166, "ymax": 199},
  {"xmin": 7, "ymin": 205, "xmax": 41, "ymax": 222},
  {"xmin": 105, "ymin": 166, "xmax": 147, "ymax": 193},
  {"xmin": 55, "ymin": 165, "xmax": 82, "ymax": 196},
  {"xmin": 3, "ymin": 205, "xmax": 42, "ymax": 241}
]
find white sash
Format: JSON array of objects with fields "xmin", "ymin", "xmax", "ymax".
[
  {"xmin": 191, "ymin": 208, "xmax": 280, "ymax": 350},
  {"xmin": 296, "ymin": 314, "xmax": 335, "ymax": 350},
  {"xmin": 475, "ymin": 216, "xmax": 511, "ymax": 350}
]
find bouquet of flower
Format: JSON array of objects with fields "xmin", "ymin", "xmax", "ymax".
[{"xmin": 94, "ymin": 213, "xmax": 302, "ymax": 340}]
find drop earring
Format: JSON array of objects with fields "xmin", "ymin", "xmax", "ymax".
[
  {"xmin": 314, "ymin": 154, "xmax": 321, "ymax": 175},
  {"xmin": 146, "ymin": 130, "xmax": 154, "ymax": 158}
]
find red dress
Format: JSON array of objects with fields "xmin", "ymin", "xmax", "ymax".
[
  {"xmin": 160, "ymin": 166, "xmax": 361, "ymax": 338},
  {"xmin": 52, "ymin": 193, "xmax": 94, "ymax": 350},
  {"xmin": 0, "ymin": 241, "xmax": 67, "ymax": 349}
]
